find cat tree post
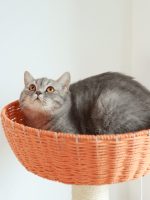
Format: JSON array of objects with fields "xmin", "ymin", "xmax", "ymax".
[
  {"xmin": 72, "ymin": 185, "xmax": 109, "ymax": 200},
  {"xmin": 2, "ymin": 101, "xmax": 150, "ymax": 200}
]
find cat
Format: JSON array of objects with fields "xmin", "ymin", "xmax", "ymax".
[{"xmin": 19, "ymin": 71, "xmax": 150, "ymax": 135}]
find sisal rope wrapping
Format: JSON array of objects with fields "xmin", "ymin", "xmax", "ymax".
[{"xmin": 72, "ymin": 185, "xmax": 109, "ymax": 200}]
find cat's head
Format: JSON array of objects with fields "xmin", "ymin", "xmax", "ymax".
[{"xmin": 20, "ymin": 71, "xmax": 71, "ymax": 115}]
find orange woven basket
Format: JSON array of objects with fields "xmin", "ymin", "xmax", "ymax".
[{"xmin": 1, "ymin": 100, "xmax": 150, "ymax": 185}]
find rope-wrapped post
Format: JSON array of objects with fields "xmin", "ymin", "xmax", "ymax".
[{"xmin": 72, "ymin": 185, "xmax": 109, "ymax": 200}]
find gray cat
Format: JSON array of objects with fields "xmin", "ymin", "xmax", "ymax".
[{"xmin": 19, "ymin": 71, "xmax": 150, "ymax": 135}]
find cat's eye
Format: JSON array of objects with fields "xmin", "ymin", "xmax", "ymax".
[
  {"xmin": 29, "ymin": 84, "xmax": 36, "ymax": 91},
  {"xmin": 46, "ymin": 86, "xmax": 55, "ymax": 93}
]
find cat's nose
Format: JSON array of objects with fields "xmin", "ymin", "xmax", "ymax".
[{"xmin": 36, "ymin": 91, "xmax": 42, "ymax": 96}]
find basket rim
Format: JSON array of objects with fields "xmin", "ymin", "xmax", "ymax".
[{"xmin": 1, "ymin": 100, "xmax": 150, "ymax": 141}]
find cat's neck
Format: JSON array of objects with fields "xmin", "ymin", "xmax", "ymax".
[
  {"xmin": 24, "ymin": 109, "xmax": 50, "ymax": 129},
  {"xmin": 46, "ymin": 96, "xmax": 78, "ymax": 133},
  {"xmin": 24, "ymin": 95, "xmax": 78, "ymax": 133}
]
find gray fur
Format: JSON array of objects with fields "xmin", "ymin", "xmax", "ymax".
[{"xmin": 20, "ymin": 71, "xmax": 150, "ymax": 134}]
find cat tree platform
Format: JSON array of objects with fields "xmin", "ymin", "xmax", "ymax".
[{"xmin": 2, "ymin": 101, "xmax": 150, "ymax": 200}]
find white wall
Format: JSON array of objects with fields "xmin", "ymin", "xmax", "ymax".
[
  {"xmin": 132, "ymin": 0, "xmax": 150, "ymax": 87},
  {"xmin": 128, "ymin": 1, "xmax": 150, "ymax": 199},
  {"xmin": 1, "ymin": 0, "xmax": 149, "ymax": 200}
]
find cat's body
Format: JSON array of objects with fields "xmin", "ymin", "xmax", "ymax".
[{"xmin": 20, "ymin": 71, "xmax": 150, "ymax": 134}]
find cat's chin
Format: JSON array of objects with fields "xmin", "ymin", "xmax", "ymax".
[{"xmin": 33, "ymin": 100, "xmax": 43, "ymax": 108}]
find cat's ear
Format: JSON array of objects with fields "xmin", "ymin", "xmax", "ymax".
[
  {"xmin": 24, "ymin": 71, "xmax": 34, "ymax": 86},
  {"xmin": 57, "ymin": 72, "xmax": 71, "ymax": 90}
]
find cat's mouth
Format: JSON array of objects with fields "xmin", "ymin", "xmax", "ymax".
[{"xmin": 34, "ymin": 97, "xmax": 42, "ymax": 102}]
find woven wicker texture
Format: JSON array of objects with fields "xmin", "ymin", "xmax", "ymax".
[{"xmin": 1, "ymin": 101, "xmax": 150, "ymax": 185}]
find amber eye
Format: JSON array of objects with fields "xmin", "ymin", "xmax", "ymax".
[
  {"xmin": 46, "ymin": 86, "xmax": 55, "ymax": 93},
  {"xmin": 29, "ymin": 84, "xmax": 36, "ymax": 91}
]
